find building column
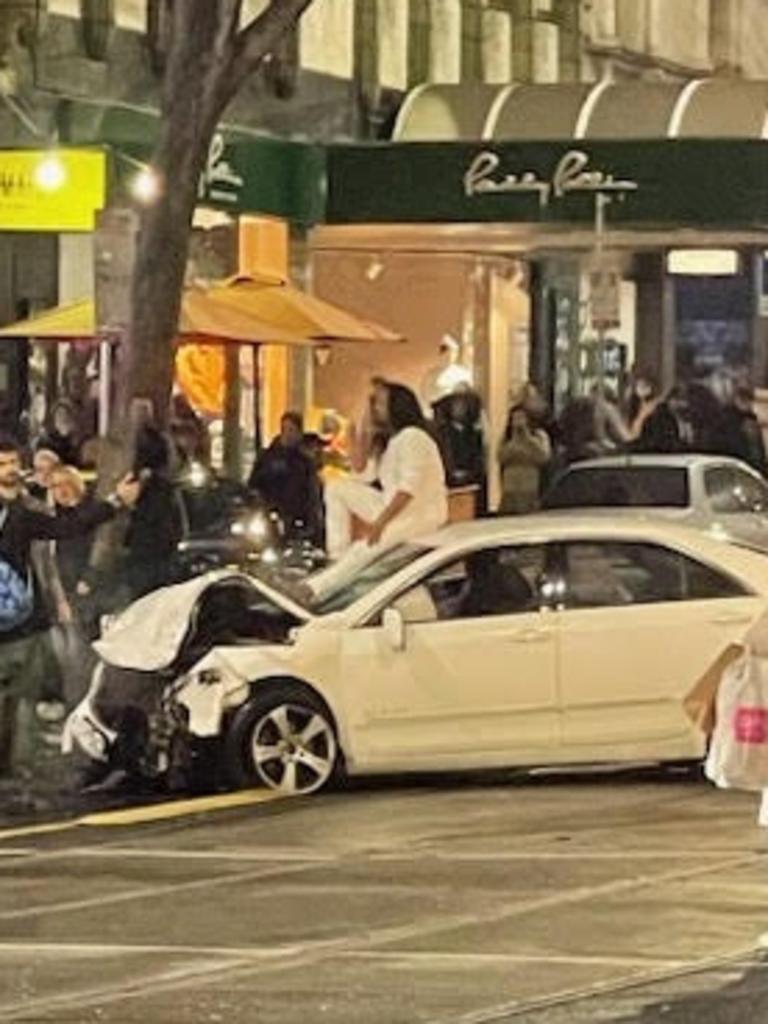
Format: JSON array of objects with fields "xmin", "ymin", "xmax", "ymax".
[{"xmin": 634, "ymin": 253, "xmax": 675, "ymax": 391}]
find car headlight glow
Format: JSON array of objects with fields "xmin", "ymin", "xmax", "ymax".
[
  {"xmin": 248, "ymin": 515, "xmax": 269, "ymax": 541},
  {"xmin": 187, "ymin": 462, "xmax": 209, "ymax": 489},
  {"xmin": 261, "ymin": 547, "xmax": 279, "ymax": 566}
]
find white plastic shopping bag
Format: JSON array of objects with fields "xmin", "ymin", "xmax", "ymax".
[{"xmin": 705, "ymin": 647, "xmax": 768, "ymax": 791}]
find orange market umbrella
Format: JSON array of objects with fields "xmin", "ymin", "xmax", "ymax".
[{"xmin": 199, "ymin": 274, "xmax": 403, "ymax": 344}]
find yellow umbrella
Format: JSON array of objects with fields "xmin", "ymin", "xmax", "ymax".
[
  {"xmin": 0, "ymin": 276, "xmax": 401, "ymax": 346},
  {"xmin": 202, "ymin": 274, "xmax": 402, "ymax": 343},
  {"xmin": 0, "ymin": 293, "xmax": 302, "ymax": 346}
]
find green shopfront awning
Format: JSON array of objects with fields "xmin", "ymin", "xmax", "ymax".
[
  {"xmin": 325, "ymin": 139, "xmax": 768, "ymax": 230},
  {"xmin": 59, "ymin": 100, "xmax": 326, "ymax": 224}
]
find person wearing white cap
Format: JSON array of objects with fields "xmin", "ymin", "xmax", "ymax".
[{"xmin": 420, "ymin": 335, "xmax": 474, "ymax": 414}]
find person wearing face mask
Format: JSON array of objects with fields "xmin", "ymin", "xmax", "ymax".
[{"xmin": 0, "ymin": 434, "xmax": 140, "ymax": 775}]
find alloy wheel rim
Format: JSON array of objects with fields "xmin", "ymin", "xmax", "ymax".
[{"xmin": 251, "ymin": 703, "xmax": 336, "ymax": 794}]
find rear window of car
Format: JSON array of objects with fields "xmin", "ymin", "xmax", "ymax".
[{"xmin": 543, "ymin": 466, "xmax": 690, "ymax": 510}]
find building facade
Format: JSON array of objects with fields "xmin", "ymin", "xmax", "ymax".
[{"xmin": 2, "ymin": 0, "xmax": 768, "ymax": 447}]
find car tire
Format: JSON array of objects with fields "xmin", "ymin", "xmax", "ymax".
[{"xmin": 224, "ymin": 683, "xmax": 343, "ymax": 796}]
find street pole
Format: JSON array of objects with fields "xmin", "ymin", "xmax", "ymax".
[{"xmin": 594, "ymin": 192, "xmax": 609, "ymax": 400}]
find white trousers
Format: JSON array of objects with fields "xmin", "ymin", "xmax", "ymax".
[
  {"xmin": 325, "ymin": 478, "xmax": 387, "ymax": 560},
  {"xmin": 312, "ymin": 478, "xmax": 444, "ymax": 599}
]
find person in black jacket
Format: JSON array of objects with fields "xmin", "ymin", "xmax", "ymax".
[
  {"xmin": 433, "ymin": 389, "xmax": 488, "ymax": 514},
  {"xmin": 249, "ymin": 412, "xmax": 322, "ymax": 538},
  {"xmin": 121, "ymin": 426, "xmax": 184, "ymax": 602},
  {"xmin": 720, "ymin": 386, "xmax": 768, "ymax": 474},
  {"xmin": 0, "ymin": 434, "xmax": 139, "ymax": 774}
]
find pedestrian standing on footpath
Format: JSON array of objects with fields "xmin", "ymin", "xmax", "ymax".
[
  {"xmin": 720, "ymin": 386, "xmax": 768, "ymax": 475},
  {"xmin": 0, "ymin": 434, "xmax": 139, "ymax": 775},
  {"xmin": 498, "ymin": 405, "xmax": 552, "ymax": 515},
  {"xmin": 309, "ymin": 382, "xmax": 448, "ymax": 599},
  {"xmin": 121, "ymin": 426, "xmax": 184, "ymax": 602},
  {"xmin": 249, "ymin": 412, "xmax": 322, "ymax": 539}
]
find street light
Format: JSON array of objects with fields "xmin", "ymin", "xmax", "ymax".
[
  {"xmin": 34, "ymin": 154, "xmax": 67, "ymax": 192},
  {"xmin": 131, "ymin": 167, "xmax": 161, "ymax": 204}
]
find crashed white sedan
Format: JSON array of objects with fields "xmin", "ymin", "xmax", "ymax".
[{"xmin": 66, "ymin": 517, "xmax": 768, "ymax": 795}]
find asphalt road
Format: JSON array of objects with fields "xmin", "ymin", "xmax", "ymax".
[{"xmin": 1, "ymin": 770, "xmax": 768, "ymax": 1023}]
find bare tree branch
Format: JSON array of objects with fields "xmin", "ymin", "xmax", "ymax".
[
  {"xmin": 212, "ymin": 0, "xmax": 244, "ymax": 64},
  {"xmin": 221, "ymin": 0, "xmax": 315, "ymax": 103}
]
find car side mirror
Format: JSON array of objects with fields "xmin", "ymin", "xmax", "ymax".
[{"xmin": 382, "ymin": 607, "xmax": 406, "ymax": 652}]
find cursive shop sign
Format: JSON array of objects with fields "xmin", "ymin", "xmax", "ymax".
[{"xmin": 463, "ymin": 149, "xmax": 639, "ymax": 207}]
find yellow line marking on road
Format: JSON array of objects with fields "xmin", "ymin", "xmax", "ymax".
[
  {"xmin": 78, "ymin": 788, "xmax": 289, "ymax": 826},
  {"xmin": 0, "ymin": 788, "xmax": 289, "ymax": 842}
]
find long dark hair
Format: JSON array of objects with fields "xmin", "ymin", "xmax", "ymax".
[
  {"xmin": 387, "ymin": 383, "xmax": 427, "ymax": 434},
  {"xmin": 503, "ymin": 404, "xmax": 531, "ymax": 441}
]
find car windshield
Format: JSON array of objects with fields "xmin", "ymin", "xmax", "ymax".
[
  {"xmin": 543, "ymin": 466, "xmax": 690, "ymax": 510},
  {"xmin": 311, "ymin": 544, "xmax": 433, "ymax": 615}
]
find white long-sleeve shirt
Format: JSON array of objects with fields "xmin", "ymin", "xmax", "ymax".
[{"xmin": 378, "ymin": 427, "xmax": 448, "ymax": 527}]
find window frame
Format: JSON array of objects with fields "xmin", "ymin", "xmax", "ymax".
[
  {"xmin": 558, "ymin": 538, "xmax": 753, "ymax": 612},
  {"xmin": 359, "ymin": 541, "xmax": 561, "ymax": 629},
  {"xmin": 704, "ymin": 464, "xmax": 768, "ymax": 516}
]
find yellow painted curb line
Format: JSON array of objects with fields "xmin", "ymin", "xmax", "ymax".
[{"xmin": 0, "ymin": 789, "xmax": 288, "ymax": 842}]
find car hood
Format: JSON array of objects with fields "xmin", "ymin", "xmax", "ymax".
[{"xmin": 94, "ymin": 569, "xmax": 312, "ymax": 672}]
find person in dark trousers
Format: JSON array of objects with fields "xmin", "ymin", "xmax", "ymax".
[
  {"xmin": 121, "ymin": 426, "xmax": 184, "ymax": 602},
  {"xmin": 249, "ymin": 412, "xmax": 322, "ymax": 538},
  {"xmin": 720, "ymin": 386, "xmax": 767, "ymax": 474},
  {"xmin": 0, "ymin": 434, "xmax": 139, "ymax": 775}
]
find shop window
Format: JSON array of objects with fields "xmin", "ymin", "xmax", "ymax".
[
  {"xmin": 80, "ymin": 0, "xmax": 114, "ymax": 60},
  {"xmin": 428, "ymin": 0, "xmax": 461, "ymax": 83}
]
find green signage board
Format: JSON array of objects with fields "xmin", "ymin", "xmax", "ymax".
[
  {"xmin": 61, "ymin": 101, "xmax": 326, "ymax": 224},
  {"xmin": 325, "ymin": 139, "xmax": 768, "ymax": 229}
]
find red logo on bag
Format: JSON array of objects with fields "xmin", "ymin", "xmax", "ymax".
[{"xmin": 734, "ymin": 707, "xmax": 768, "ymax": 744}]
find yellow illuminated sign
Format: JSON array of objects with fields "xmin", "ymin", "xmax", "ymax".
[{"xmin": 0, "ymin": 149, "xmax": 107, "ymax": 232}]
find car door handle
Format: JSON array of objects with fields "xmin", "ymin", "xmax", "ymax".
[
  {"xmin": 708, "ymin": 613, "xmax": 753, "ymax": 626},
  {"xmin": 511, "ymin": 628, "xmax": 552, "ymax": 644}
]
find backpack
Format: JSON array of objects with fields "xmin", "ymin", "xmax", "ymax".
[{"xmin": 0, "ymin": 507, "xmax": 34, "ymax": 633}]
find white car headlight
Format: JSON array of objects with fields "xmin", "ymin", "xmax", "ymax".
[{"xmin": 248, "ymin": 515, "xmax": 269, "ymax": 541}]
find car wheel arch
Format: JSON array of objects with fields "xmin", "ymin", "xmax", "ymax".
[{"xmin": 223, "ymin": 675, "xmax": 346, "ymax": 792}]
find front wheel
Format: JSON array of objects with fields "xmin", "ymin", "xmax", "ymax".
[{"xmin": 225, "ymin": 685, "xmax": 341, "ymax": 795}]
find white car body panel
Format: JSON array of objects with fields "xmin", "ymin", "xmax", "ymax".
[{"xmin": 176, "ymin": 517, "xmax": 768, "ymax": 777}]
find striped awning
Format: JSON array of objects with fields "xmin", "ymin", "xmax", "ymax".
[{"xmin": 394, "ymin": 79, "xmax": 768, "ymax": 142}]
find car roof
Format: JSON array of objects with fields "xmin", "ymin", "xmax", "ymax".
[
  {"xmin": 418, "ymin": 514, "xmax": 745, "ymax": 552},
  {"xmin": 558, "ymin": 454, "xmax": 745, "ymax": 471}
]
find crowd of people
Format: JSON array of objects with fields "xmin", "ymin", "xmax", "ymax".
[{"xmin": 1, "ymin": 360, "xmax": 766, "ymax": 782}]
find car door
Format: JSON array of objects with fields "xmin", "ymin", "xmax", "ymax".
[
  {"xmin": 557, "ymin": 539, "xmax": 761, "ymax": 758},
  {"xmin": 703, "ymin": 464, "xmax": 768, "ymax": 548},
  {"xmin": 339, "ymin": 543, "xmax": 561, "ymax": 771}
]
